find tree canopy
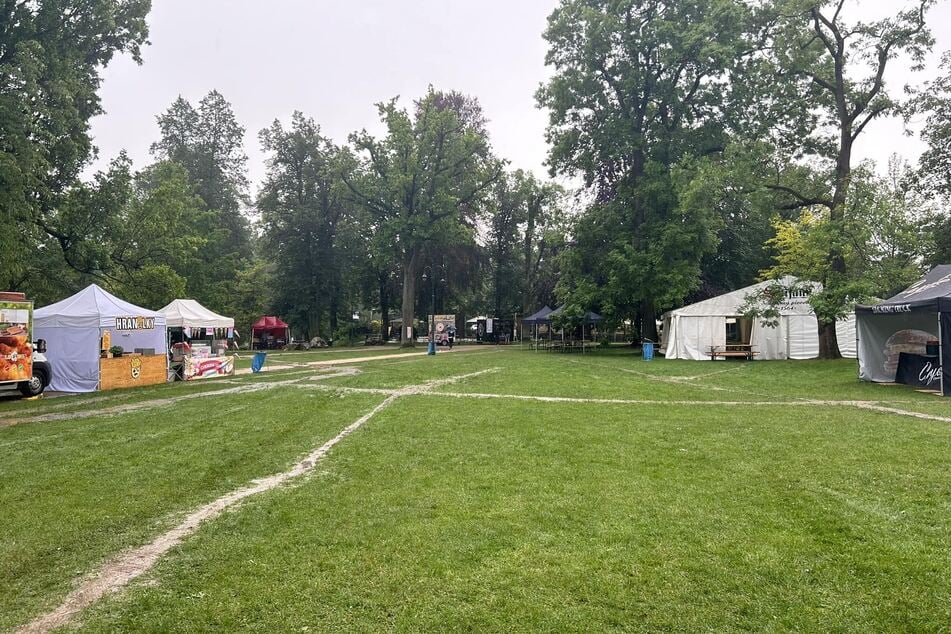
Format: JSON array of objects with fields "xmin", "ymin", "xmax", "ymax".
[{"xmin": 2, "ymin": 0, "xmax": 948, "ymax": 354}]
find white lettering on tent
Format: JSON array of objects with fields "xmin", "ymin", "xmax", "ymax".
[
  {"xmin": 919, "ymin": 362, "xmax": 941, "ymax": 386},
  {"xmin": 871, "ymin": 304, "xmax": 912, "ymax": 314},
  {"xmin": 115, "ymin": 316, "xmax": 156, "ymax": 331}
]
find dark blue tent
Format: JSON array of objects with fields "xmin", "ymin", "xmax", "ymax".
[{"xmin": 523, "ymin": 305, "xmax": 554, "ymax": 325}]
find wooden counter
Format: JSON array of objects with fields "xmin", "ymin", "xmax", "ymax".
[{"xmin": 99, "ymin": 354, "xmax": 167, "ymax": 390}]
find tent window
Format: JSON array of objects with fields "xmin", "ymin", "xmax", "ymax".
[{"xmin": 726, "ymin": 317, "xmax": 753, "ymax": 345}]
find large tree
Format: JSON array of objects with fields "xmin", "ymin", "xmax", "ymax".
[
  {"xmin": 345, "ymin": 88, "xmax": 503, "ymax": 346},
  {"xmin": 258, "ymin": 112, "xmax": 361, "ymax": 339},
  {"xmin": 538, "ymin": 0, "xmax": 762, "ymax": 338},
  {"xmin": 150, "ymin": 91, "xmax": 253, "ymax": 310},
  {"xmin": 0, "ymin": 0, "xmax": 150, "ymax": 294},
  {"xmin": 761, "ymin": 0, "xmax": 935, "ymax": 357},
  {"xmin": 762, "ymin": 159, "xmax": 924, "ymax": 303}
]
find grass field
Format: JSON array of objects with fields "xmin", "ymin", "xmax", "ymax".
[{"xmin": 1, "ymin": 348, "xmax": 949, "ymax": 632}]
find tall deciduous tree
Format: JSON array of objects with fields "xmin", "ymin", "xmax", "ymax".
[
  {"xmin": 345, "ymin": 88, "xmax": 503, "ymax": 346},
  {"xmin": 538, "ymin": 0, "xmax": 761, "ymax": 337},
  {"xmin": 762, "ymin": 0, "xmax": 935, "ymax": 357},
  {"xmin": 258, "ymin": 112, "xmax": 361, "ymax": 339},
  {"xmin": 150, "ymin": 91, "xmax": 253, "ymax": 310},
  {"xmin": 0, "ymin": 0, "xmax": 150, "ymax": 292}
]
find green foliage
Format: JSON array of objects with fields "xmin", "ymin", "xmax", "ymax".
[
  {"xmin": 345, "ymin": 88, "xmax": 504, "ymax": 344},
  {"xmin": 483, "ymin": 170, "xmax": 566, "ymax": 318},
  {"xmin": 539, "ymin": 0, "xmax": 761, "ymax": 335},
  {"xmin": 752, "ymin": 0, "xmax": 936, "ymax": 355},
  {"xmin": 759, "ymin": 160, "xmax": 924, "ymax": 321},
  {"xmin": 258, "ymin": 112, "xmax": 362, "ymax": 338},
  {"xmin": 0, "ymin": 0, "xmax": 150, "ymax": 295}
]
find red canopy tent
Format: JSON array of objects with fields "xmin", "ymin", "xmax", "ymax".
[{"xmin": 251, "ymin": 316, "xmax": 290, "ymax": 350}]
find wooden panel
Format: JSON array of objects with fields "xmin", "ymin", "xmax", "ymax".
[{"xmin": 99, "ymin": 355, "xmax": 167, "ymax": 391}]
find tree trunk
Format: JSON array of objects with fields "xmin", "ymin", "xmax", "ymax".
[
  {"xmin": 817, "ymin": 319, "xmax": 842, "ymax": 360},
  {"xmin": 329, "ymin": 293, "xmax": 339, "ymax": 339},
  {"xmin": 522, "ymin": 197, "xmax": 538, "ymax": 315},
  {"xmin": 379, "ymin": 272, "xmax": 390, "ymax": 341},
  {"xmin": 640, "ymin": 300, "xmax": 657, "ymax": 342},
  {"xmin": 400, "ymin": 251, "xmax": 420, "ymax": 348},
  {"xmin": 816, "ymin": 108, "xmax": 853, "ymax": 359}
]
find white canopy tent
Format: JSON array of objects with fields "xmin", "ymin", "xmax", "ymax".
[
  {"xmin": 660, "ymin": 277, "xmax": 857, "ymax": 360},
  {"xmin": 34, "ymin": 284, "xmax": 167, "ymax": 392},
  {"xmin": 160, "ymin": 299, "xmax": 234, "ymax": 329}
]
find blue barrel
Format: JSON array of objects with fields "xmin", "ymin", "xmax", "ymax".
[
  {"xmin": 251, "ymin": 352, "xmax": 267, "ymax": 373},
  {"xmin": 642, "ymin": 341, "xmax": 654, "ymax": 361}
]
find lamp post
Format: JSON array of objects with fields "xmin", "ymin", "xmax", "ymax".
[{"xmin": 421, "ymin": 265, "xmax": 446, "ymax": 356}]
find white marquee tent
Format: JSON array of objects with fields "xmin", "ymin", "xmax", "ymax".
[
  {"xmin": 660, "ymin": 277, "xmax": 857, "ymax": 360},
  {"xmin": 34, "ymin": 284, "xmax": 167, "ymax": 392},
  {"xmin": 159, "ymin": 299, "xmax": 234, "ymax": 329}
]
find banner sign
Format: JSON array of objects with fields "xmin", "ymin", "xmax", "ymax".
[
  {"xmin": 115, "ymin": 316, "xmax": 156, "ymax": 331},
  {"xmin": 895, "ymin": 352, "xmax": 941, "ymax": 390},
  {"xmin": 0, "ymin": 301, "xmax": 32, "ymax": 383},
  {"xmin": 432, "ymin": 314, "xmax": 456, "ymax": 344},
  {"xmin": 872, "ymin": 304, "xmax": 913, "ymax": 314},
  {"xmin": 185, "ymin": 355, "xmax": 236, "ymax": 380}
]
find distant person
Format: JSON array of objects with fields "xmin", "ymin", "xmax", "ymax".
[{"xmin": 447, "ymin": 326, "xmax": 455, "ymax": 349}]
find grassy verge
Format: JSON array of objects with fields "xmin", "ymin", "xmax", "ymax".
[
  {"xmin": 79, "ymin": 393, "xmax": 951, "ymax": 631},
  {"xmin": 0, "ymin": 387, "xmax": 381, "ymax": 631},
  {"xmin": 2, "ymin": 349, "xmax": 949, "ymax": 631}
]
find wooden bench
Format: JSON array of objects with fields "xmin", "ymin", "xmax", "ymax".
[
  {"xmin": 709, "ymin": 345, "xmax": 758, "ymax": 361},
  {"xmin": 364, "ymin": 334, "xmax": 385, "ymax": 346}
]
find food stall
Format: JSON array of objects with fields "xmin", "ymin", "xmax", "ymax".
[
  {"xmin": 251, "ymin": 316, "xmax": 290, "ymax": 349},
  {"xmin": 160, "ymin": 299, "xmax": 236, "ymax": 380},
  {"xmin": 34, "ymin": 284, "xmax": 167, "ymax": 392}
]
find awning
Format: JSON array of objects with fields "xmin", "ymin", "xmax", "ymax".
[
  {"xmin": 523, "ymin": 306, "xmax": 553, "ymax": 324},
  {"xmin": 160, "ymin": 299, "xmax": 234, "ymax": 329},
  {"xmin": 856, "ymin": 265, "xmax": 951, "ymax": 314}
]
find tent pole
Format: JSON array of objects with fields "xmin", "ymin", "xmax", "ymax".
[{"xmin": 939, "ymin": 312, "xmax": 944, "ymax": 396}]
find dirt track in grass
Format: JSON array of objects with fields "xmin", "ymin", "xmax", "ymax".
[{"xmin": 16, "ymin": 368, "xmax": 499, "ymax": 634}]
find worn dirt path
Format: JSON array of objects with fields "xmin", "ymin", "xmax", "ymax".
[
  {"xmin": 234, "ymin": 345, "xmax": 495, "ymax": 375},
  {"xmin": 16, "ymin": 368, "xmax": 499, "ymax": 634},
  {"xmin": 0, "ymin": 368, "xmax": 362, "ymax": 428}
]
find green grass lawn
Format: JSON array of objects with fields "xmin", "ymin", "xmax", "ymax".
[{"xmin": 2, "ymin": 349, "xmax": 949, "ymax": 632}]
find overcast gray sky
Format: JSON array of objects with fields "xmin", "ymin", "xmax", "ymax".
[{"xmin": 88, "ymin": 0, "xmax": 951, "ymax": 192}]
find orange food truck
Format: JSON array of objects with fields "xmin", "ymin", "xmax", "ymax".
[{"xmin": 0, "ymin": 292, "xmax": 52, "ymax": 397}]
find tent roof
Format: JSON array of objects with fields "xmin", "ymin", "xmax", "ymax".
[
  {"xmin": 663, "ymin": 276, "xmax": 810, "ymax": 318},
  {"xmin": 160, "ymin": 299, "xmax": 234, "ymax": 329},
  {"xmin": 252, "ymin": 315, "xmax": 289, "ymax": 330},
  {"xmin": 34, "ymin": 284, "xmax": 166, "ymax": 329},
  {"xmin": 548, "ymin": 305, "xmax": 603, "ymax": 322},
  {"xmin": 523, "ymin": 305, "xmax": 553, "ymax": 324},
  {"xmin": 856, "ymin": 265, "xmax": 951, "ymax": 314}
]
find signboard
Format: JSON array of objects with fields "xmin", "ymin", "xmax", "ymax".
[
  {"xmin": 895, "ymin": 352, "xmax": 941, "ymax": 389},
  {"xmin": 431, "ymin": 314, "xmax": 456, "ymax": 344},
  {"xmin": 115, "ymin": 316, "xmax": 156, "ymax": 331},
  {"xmin": 185, "ymin": 356, "xmax": 236, "ymax": 380},
  {"xmin": 486, "ymin": 318, "xmax": 494, "ymax": 334},
  {"xmin": 0, "ymin": 301, "xmax": 32, "ymax": 383}
]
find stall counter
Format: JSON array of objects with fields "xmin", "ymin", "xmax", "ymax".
[{"xmin": 99, "ymin": 354, "xmax": 167, "ymax": 390}]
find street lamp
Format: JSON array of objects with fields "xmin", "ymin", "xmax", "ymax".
[{"xmin": 421, "ymin": 264, "xmax": 447, "ymax": 356}]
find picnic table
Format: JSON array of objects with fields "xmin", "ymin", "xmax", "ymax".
[
  {"xmin": 533, "ymin": 339, "xmax": 596, "ymax": 353},
  {"xmin": 709, "ymin": 343, "xmax": 758, "ymax": 361}
]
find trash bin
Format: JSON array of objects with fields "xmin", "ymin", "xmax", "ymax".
[
  {"xmin": 642, "ymin": 341, "xmax": 654, "ymax": 361},
  {"xmin": 251, "ymin": 352, "xmax": 267, "ymax": 373}
]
